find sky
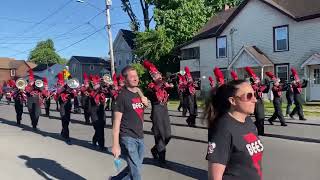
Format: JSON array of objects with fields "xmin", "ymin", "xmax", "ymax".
[{"xmin": 0, "ymin": 0, "xmax": 153, "ymax": 60}]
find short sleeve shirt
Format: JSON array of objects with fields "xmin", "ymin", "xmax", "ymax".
[
  {"xmin": 113, "ymin": 88, "xmax": 144, "ymax": 139},
  {"xmin": 206, "ymin": 114, "xmax": 264, "ymax": 180}
]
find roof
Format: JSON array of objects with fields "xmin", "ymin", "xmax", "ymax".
[
  {"xmin": 26, "ymin": 62, "xmax": 37, "ymax": 69},
  {"xmin": 228, "ymin": 46, "xmax": 274, "ymax": 69},
  {"xmin": 0, "ymin": 58, "xmax": 27, "ymax": 69},
  {"xmin": 32, "ymin": 63, "xmax": 56, "ymax": 71},
  {"xmin": 180, "ymin": 0, "xmax": 320, "ymax": 48},
  {"xmin": 263, "ymin": 0, "xmax": 320, "ymax": 20},
  {"xmin": 71, "ymin": 56, "xmax": 107, "ymax": 64},
  {"xmin": 301, "ymin": 53, "xmax": 320, "ymax": 68},
  {"xmin": 120, "ymin": 29, "xmax": 135, "ymax": 49}
]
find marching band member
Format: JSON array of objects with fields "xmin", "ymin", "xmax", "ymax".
[
  {"xmin": 12, "ymin": 79, "xmax": 27, "ymax": 125},
  {"xmin": 89, "ymin": 75, "xmax": 108, "ymax": 150},
  {"xmin": 265, "ymin": 72, "xmax": 287, "ymax": 126},
  {"xmin": 177, "ymin": 72, "xmax": 187, "ymax": 116},
  {"xmin": 143, "ymin": 60, "xmax": 173, "ymax": 164},
  {"xmin": 183, "ymin": 66, "xmax": 198, "ymax": 127},
  {"xmin": 289, "ymin": 68, "xmax": 308, "ymax": 120},
  {"xmin": 42, "ymin": 78, "xmax": 51, "ymax": 117},
  {"xmin": 25, "ymin": 70, "xmax": 43, "ymax": 130},
  {"xmin": 245, "ymin": 67, "xmax": 270, "ymax": 136},
  {"xmin": 56, "ymin": 72, "xmax": 76, "ymax": 142},
  {"xmin": 109, "ymin": 73, "xmax": 124, "ymax": 125},
  {"xmin": 80, "ymin": 73, "xmax": 91, "ymax": 125}
]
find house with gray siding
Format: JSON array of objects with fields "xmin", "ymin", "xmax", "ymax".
[
  {"xmin": 179, "ymin": 0, "xmax": 320, "ymax": 101},
  {"xmin": 68, "ymin": 56, "xmax": 111, "ymax": 83},
  {"xmin": 113, "ymin": 29, "xmax": 136, "ymax": 74}
]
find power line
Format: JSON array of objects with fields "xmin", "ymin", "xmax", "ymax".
[
  {"xmin": 57, "ymin": 25, "xmax": 106, "ymax": 52},
  {"xmin": 20, "ymin": 0, "xmax": 74, "ymax": 36}
]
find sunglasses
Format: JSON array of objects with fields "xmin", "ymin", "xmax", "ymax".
[{"xmin": 235, "ymin": 92, "xmax": 255, "ymax": 102}]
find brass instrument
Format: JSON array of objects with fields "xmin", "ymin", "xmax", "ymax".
[
  {"xmin": 35, "ymin": 79, "xmax": 44, "ymax": 88},
  {"xmin": 67, "ymin": 78, "xmax": 80, "ymax": 89},
  {"xmin": 16, "ymin": 78, "xmax": 27, "ymax": 90},
  {"xmin": 102, "ymin": 74, "xmax": 113, "ymax": 85}
]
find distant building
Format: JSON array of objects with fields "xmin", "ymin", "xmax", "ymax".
[
  {"xmin": 68, "ymin": 56, "xmax": 110, "ymax": 83},
  {"xmin": 113, "ymin": 29, "xmax": 136, "ymax": 73}
]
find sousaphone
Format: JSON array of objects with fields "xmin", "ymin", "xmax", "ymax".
[{"xmin": 16, "ymin": 78, "xmax": 27, "ymax": 90}]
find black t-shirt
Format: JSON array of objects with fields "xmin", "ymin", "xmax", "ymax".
[
  {"xmin": 113, "ymin": 88, "xmax": 144, "ymax": 139},
  {"xmin": 206, "ymin": 114, "xmax": 263, "ymax": 180}
]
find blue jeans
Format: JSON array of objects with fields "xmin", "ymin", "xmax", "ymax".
[{"xmin": 114, "ymin": 136, "xmax": 144, "ymax": 180}]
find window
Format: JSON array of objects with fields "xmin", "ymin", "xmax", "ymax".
[
  {"xmin": 275, "ymin": 64, "xmax": 289, "ymax": 83},
  {"xmin": 10, "ymin": 69, "xmax": 16, "ymax": 77},
  {"xmin": 90, "ymin": 65, "xmax": 94, "ymax": 71},
  {"xmin": 314, "ymin": 68, "xmax": 320, "ymax": 84},
  {"xmin": 181, "ymin": 47, "xmax": 200, "ymax": 60},
  {"xmin": 119, "ymin": 60, "xmax": 121, "ymax": 66},
  {"xmin": 274, "ymin": 25, "xmax": 289, "ymax": 52},
  {"xmin": 216, "ymin": 36, "xmax": 227, "ymax": 58}
]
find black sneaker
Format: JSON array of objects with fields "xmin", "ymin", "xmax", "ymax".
[
  {"xmin": 151, "ymin": 147, "xmax": 158, "ymax": 159},
  {"xmin": 281, "ymin": 123, "xmax": 288, "ymax": 126},
  {"xmin": 299, "ymin": 118, "xmax": 307, "ymax": 121},
  {"xmin": 289, "ymin": 114, "xmax": 295, "ymax": 119},
  {"xmin": 268, "ymin": 119, "xmax": 274, "ymax": 125}
]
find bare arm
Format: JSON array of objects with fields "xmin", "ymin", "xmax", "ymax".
[
  {"xmin": 208, "ymin": 162, "xmax": 226, "ymax": 180},
  {"xmin": 112, "ymin": 111, "xmax": 123, "ymax": 158}
]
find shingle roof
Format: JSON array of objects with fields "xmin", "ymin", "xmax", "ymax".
[
  {"xmin": 120, "ymin": 29, "xmax": 135, "ymax": 49},
  {"xmin": 0, "ymin": 58, "xmax": 26, "ymax": 69},
  {"xmin": 263, "ymin": 0, "xmax": 320, "ymax": 20},
  {"xmin": 32, "ymin": 63, "xmax": 55, "ymax": 71},
  {"xmin": 72, "ymin": 56, "xmax": 107, "ymax": 64},
  {"xmin": 26, "ymin": 62, "xmax": 37, "ymax": 69}
]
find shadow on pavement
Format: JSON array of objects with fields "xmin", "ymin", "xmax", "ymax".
[
  {"xmin": 0, "ymin": 118, "xmax": 113, "ymax": 156},
  {"xmin": 144, "ymin": 120, "xmax": 208, "ymax": 130},
  {"xmin": 263, "ymin": 133, "xmax": 320, "ymax": 143},
  {"xmin": 18, "ymin": 155, "xmax": 86, "ymax": 180},
  {"xmin": 143, "ymin": 158, "xmax": 207, "ymax": 179}
]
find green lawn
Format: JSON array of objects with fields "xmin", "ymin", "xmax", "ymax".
[{"xmin": 167, "ymin": 100, "xmax": 320, "ymax": 117}]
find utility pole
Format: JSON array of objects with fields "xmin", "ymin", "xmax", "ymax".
[{"xmin": 105, "ymin": 0, "xmax": 115, "ymax": 75}]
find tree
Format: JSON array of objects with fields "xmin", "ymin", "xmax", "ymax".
[
  {"xmin": 134, "ymin": 27, "xmax": 173, "ymax": 62},
  {"xmin": 121, "ymin": 0, "xmax": 153, "ymax": 31},
  {"xmin": 131, "ymin": 63, "xmax": 149, "ymax": 91},
  {"xmin": 28, "ymin": 39, "xmax": 66, "ymax": 65}
]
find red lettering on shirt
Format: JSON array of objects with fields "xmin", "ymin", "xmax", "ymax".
[
  {"xmin": 243, "ymin": 133, "xmax": 264, "ymax": 180},
  {"xmin": 131, "ymin": 97, "xmax": 144, "ymax": 121}
]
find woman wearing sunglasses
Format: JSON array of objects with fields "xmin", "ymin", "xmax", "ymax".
[{"xmin": 205, "ymin": 80, "xmax": 264, "ymax": 180}]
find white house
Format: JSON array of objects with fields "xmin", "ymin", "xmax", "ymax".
[
  {"xmin": 179, "ymin": 0, "xmax": 320, "ymax": 101},
  {"xmin": 113, "ymin": 29, "xmax": 136, "ymax": 74}
]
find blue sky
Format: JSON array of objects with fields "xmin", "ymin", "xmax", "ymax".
[{"xmin": 0, "ymin": 0, "xmax": 153, "ymax": 60}]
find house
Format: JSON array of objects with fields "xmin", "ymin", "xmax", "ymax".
[
  {"xmin": 0, "ymin": 57, "xmax": 35, "ymax": 85},
  {"xmin": 32, "ymin": 63, "xmax": 65, "ymax": 88},
  {"xmin": 68, "ymin": 56, "xmax": 111, "ymax": 83},
  {"xmin": 113, "ymin": 29, "xmax": 136, "ymax": 73},
  {"xmin": 179, "ymin": 0, "xmax": 320, "ymax": 101}
]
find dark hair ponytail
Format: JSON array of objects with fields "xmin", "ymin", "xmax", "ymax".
[{"xmin": 203, "ymin": 80, "xmax": 248, "ymax": 128}]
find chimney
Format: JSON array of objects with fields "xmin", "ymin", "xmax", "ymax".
[{"xmin": 225, "ymin": 4, "xmax": 230, "ymax": 10}]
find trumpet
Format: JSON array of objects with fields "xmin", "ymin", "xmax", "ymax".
[{"xmin": 16, "ymin": 78, "xmax": 27, "ymax": 90}]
